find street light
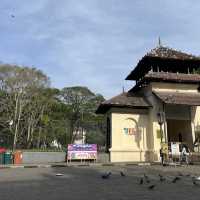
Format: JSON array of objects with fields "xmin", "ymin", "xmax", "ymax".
[{"xmin": 157, "ymin": 112, "xmax": 164, "ymax": 143}]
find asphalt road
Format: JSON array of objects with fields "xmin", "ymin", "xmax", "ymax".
[{"xmin": 1, "ymin": 165, "xmax": 200, "ymax": 200}]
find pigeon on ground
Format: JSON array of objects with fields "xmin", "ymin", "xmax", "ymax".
[
  {"xmin": 148, "ymin": 184, "xmax": 156, "ymax": 190},
  {"xmin": 144, "ymin": 174, "xmax": 150, "ymax": 183},
  {"xmin": 101, "ymin": 172, "xmax": 111, "ymax": 179},
  {"xmin": 193, "ymin": 180, "xmax": 198, "ymax": 186},
  {"xmin": 159, "ymin": 174, "xmax": 165, "ymax": 181},
  {"xmin": 192, "ymin": 177, "xmax": 199, "ymax": 186},
  {"xmin": 144, "ymin": 174, "xmax": 148, "ymax": 179},
  {"xmin": 185, "ymin": 174, "xmax": 191, "ymax": 177},
  {"xmin": 139, "ymin": 178, "xmax": 143, "ymax": 185},
  {"xmin": 120, "ymin": 171, "xmax": 126, "ymax": 177},
  {"xmin": 160, "ymin": 176, "xmax": 166, "ymax": 182},
  {"xmin": 178, "ymin": 172, "xmax": 183, "ymax": 176},
  {"xmin": 146, "ymin": 179, "xmax": 150, "ymax": 183},
  {"xmin": 172, "ymin": 177, "xmax": 180, "ymax": 183}
]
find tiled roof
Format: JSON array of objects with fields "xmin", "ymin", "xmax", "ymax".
[
  {"xmin": 144, "ymin": 72, "xmax": 200, "ymax": 83},
  {"xmin": 96, "ymin": 92, "xmax": 151, "ymax": 114},
  {"xmin": 153, "ymin": 91, "xmax": 200, "ymax": 105},
  {"xmin": 146, "ymin": 46, "xmax": 200, "ymax": 60},
  {"xmin": 125, "ymin": 45, "xmax": 200, "ymax": 81}
]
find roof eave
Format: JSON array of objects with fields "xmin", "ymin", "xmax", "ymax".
[
  {"xmin": 125, "ymin": 56, "xmax": 200, "ymax": 81},
  {"xmin": 152, "ymin": 91, "xmax": 200, "ymax": 106},
  {"xmin": 96, "ymin": 104, "xmax": 151, "ymax": 114},
  {"xmin": 145, "ymin": 78, "xmax": 200, "ymax": 84}
]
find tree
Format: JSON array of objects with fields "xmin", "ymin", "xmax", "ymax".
[
  {"xmin": 0, "ymin": 64, "xmax": 106, "ymax": 149},
  {"xmin": 60, "ymin": 86, "xmax": 105, "ymax": 144},
  {"xmin": 0, "ymin": 64, "xmax": 49, "ymax": 149},
  {"xmin": 23, "ymin": 87, "xmax": 60, "ymax": 148},
  {"xmin": 41, "ymin": 94, "xmax": 71, "ymax": 147}
]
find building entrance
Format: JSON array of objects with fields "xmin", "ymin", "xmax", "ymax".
[{"xmin": 167, "ymin": 119, "xmax": 193, "ymax": 149}]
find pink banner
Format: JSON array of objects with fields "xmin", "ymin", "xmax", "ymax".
[{"xmin": 67, "ymin": 144, "xmax": 97, "ymax": 160}]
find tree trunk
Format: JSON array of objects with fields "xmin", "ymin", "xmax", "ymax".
[
  {"xmin": 13, "ymin": 98, "xmax": 22, "ymax": 150},
  {"xmin": 69, "ymin": 120, "xmax": 74, "ymax": 143},
  {"xmin": 37, "ymin": 107, "xmax": 44, "ymax": 149},
  {"xmin": 27, "ymin": 126, "xmax": 34, "ymax": 149},
  {"xmin": 37, "ymin": 126, "xmax": 42, "ymax": 149},
  {"xmin": 27, "ymin": 119, "xmax": 31, "ymax": 143}
]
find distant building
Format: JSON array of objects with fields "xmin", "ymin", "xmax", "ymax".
[{"xmin": 96, "ymin": 45, "xmax": 200, "ymax": 162}]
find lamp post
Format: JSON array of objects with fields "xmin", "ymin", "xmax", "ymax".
[{"xmin": 157, "ymin": 112, "xmax": 164, "ymax": 143}]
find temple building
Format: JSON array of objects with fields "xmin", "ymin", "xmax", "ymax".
[{"xmin": 96, "ymin": 45, "xmax": 200, "ymax": 162}]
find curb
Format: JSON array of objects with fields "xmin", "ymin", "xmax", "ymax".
[
  {"xmin": 0, "ymin": 162, "xmax": 154, "ymax": 169},
  {"xmin": 0, "ymin": 164, "xmax": 62, "ymax": 169},
  {"xmin": 0, "ymin": 161, "xmax": 196, "ymax": 169}
]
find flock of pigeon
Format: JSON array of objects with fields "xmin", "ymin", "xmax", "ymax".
[
  {"xmin": 101, "ymin": 171, "xmax": 200, "ymax": 190},
  {"xmin": 101, "ymin": 171, "xmax": 125, "ymax": 179}
]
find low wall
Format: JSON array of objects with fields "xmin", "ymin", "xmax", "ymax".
[
  {"xmin": 97, "ymin": 153, "xmax": 109, "ymax": 163},
  {"xmin": 22, "ymin": 152, "xmax": 66, "ymax": 164}
]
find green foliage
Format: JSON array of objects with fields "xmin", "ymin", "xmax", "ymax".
[
  {"xmin": 0, "ymin": 64, "xmax": 106, "ymax": 149},
  {"xmin": 60, "ymin": 86, "xmax": 105, "ymax": 144},
  {"xmin": 86, "ymin": 130, "xmax": 106, "ymax": 146},
  {"xmin": 193, "ymin": 68, "xmax": 200, "ymax": 74},
  {"xmin": 41, "ymin": 115, "xmax": 50, "ymax": 125}
]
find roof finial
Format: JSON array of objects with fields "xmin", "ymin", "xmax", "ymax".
[{"xmin": 158, "ymin": 36, "xmax": 162, "ymax": 47}]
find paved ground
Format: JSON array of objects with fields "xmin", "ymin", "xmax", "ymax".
[{"xmin": 1, "ymin": 165, "xmax": 200, "ymax": 200}]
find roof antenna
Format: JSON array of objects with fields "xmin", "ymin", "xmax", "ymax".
[
  {"xmin": 122, "ymin": 86, "xmax": 125, "ymax": 93},
  {"xmin": 158, "ymin": 36, "xmax": 162, "ymax": 47}
]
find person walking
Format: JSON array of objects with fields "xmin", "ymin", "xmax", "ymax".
[
  {"xmin": 181, "ymin": 145, "xmax": 190, "ymax": 165},
  {"xmin": 160, "ymin": 147, "xmax": 164, "ymax": 165}
]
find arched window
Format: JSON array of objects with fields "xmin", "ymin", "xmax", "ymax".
[{"xmin": 123, "ymin": 118, "xmax": 138, "ymax": 136}]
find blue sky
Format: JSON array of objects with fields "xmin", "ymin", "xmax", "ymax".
[{"xmin": 0, "ymin": 1, "xmax": 200, "ymax": 98}]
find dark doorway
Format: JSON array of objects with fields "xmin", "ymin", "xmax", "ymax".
[
  {"xmin": 178, "ymin": 133, "xmax": 183, "ymax": 142},
  {"xmin": 167, "ymin": 119, "xmax": 193, "ymax": 149},
  {"xmin": 106, "ymin": 117, "xmax": 111, "ymax": 153}
]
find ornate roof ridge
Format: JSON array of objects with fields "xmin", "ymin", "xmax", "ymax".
[{"xmin": 146, "ymin": 45, "xmax": 200, "ymax": 60}]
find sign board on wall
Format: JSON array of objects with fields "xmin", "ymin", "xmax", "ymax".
[
  {"xmin": 67, "ymin": 144, "xmax": 97, "ymax": 160},
  {"xmin": 123, "ymin": 128, "xmax": 137, "ymax": 135}
]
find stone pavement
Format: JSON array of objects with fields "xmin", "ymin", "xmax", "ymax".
[{"xmin": 1, "ymin": 164, "xmax": 200, "ymax": 200}]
